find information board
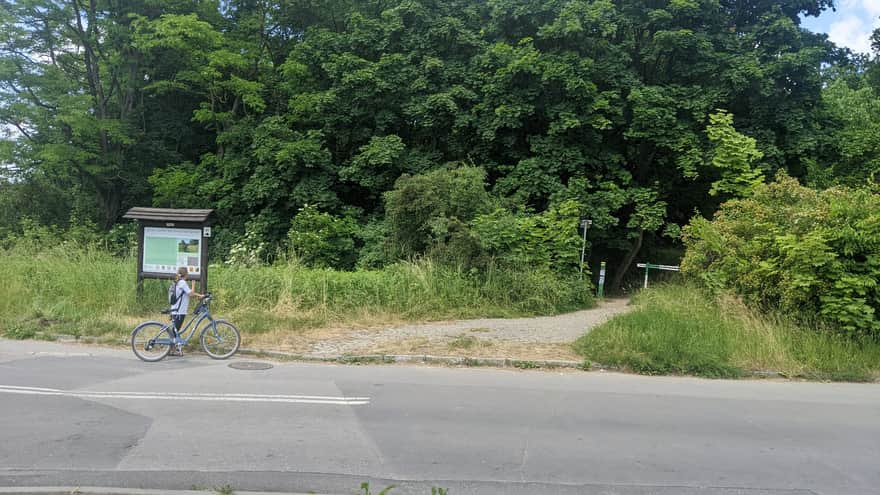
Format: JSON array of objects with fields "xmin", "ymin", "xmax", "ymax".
[{"xmin": 142, "ymin": 227, "xmax": 202, "ymax": 275}]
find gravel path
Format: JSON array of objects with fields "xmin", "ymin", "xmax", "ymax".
[{"xmin": 308, "ymin": 298, "xmax": 632, "ymax": 356}]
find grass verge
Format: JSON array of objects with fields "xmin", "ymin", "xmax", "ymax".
[
  {"xmin": 0, "ymin": 245, "xmax": 593, "ymax": 344},
  {"xmin": 574, "ymin": 284, "xmax": 880, "ymax": 381}
]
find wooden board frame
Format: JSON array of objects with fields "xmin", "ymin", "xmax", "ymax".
[{"xmin": 124, "ymin": 209, "xmax": 213, "ymax": 297}]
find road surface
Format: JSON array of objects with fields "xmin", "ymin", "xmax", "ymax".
[{"xmin": 1, "ymin": 339, "xmax": 878, "ymax": 494}]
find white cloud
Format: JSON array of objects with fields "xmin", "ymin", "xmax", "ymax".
[
  {"xmin": 835, "ymin": 0, "xmax": 880, "ymax": 17},
  {"xmin": 855, "ymin": 0, "xmax": 880, "ymax": 19},
  {"xmin": 818, "ymin": 0, "xmax": 880, "ymax": 54},
  {"xmin": 837, "ymin": 0, "xmax": 862, "ymax": 9},
  {"xmin": 827, "ymin": 15, "xmax": 875, "ymax": 54}
]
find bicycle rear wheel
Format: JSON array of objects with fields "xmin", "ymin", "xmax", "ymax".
[
  {"xmin": 131, "ymin": 322, "xmax": 173, "ymax": 362},
  {"xmin": 200, "ymin": 319, "xmax": 241, "ymax": 359}
]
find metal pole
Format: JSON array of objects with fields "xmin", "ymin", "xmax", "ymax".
[
  {"xmin": 579, "ymin": 219, "xmax": 591, "ymax": 276},
  {"xmin": 579, "ymin": 225, "xmax": 588, "ymax": 274},
  {"xmin": 597, "ymin": 261, "xmax": 606, "ymax": 298},
  {"xmin": 644, "ymin": 265, "xmax": 649, "ymax": 289}
]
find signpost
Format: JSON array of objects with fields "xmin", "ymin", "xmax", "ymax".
[
  {"xmin": 636, "ymin": 263, "xmax": 680, "ymax": 288},
  {"xmin": 123, "ymin": 208, "xmax": 213, "ymax": 296}
]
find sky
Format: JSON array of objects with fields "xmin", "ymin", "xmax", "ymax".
[{"xmin": 800, "ymin": 0, "xmax": 880, "ymax": 55}]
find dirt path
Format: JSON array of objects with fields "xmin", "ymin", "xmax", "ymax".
[{"xmin": 300, "ymin": 298, "xmax": 633, "ymax": 361}]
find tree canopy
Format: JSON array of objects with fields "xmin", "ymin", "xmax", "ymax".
[{"xmin": 1, "ymin": 0, "xmax": 876, "ymax": 285}]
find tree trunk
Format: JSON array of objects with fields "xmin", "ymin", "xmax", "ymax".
[
  {"xmin": 609, "ymin": 229, "xmax": 644, "ymax": 294},
  {"xmin": 95, "ymin": 182, "xmax": 122, "ymax": 229}
]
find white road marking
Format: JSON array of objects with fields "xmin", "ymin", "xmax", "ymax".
[
  {"xmin": 0, "ymin": 385, "xmax": 370, "ymax": 405},
  {"xmin": 30, "ymin": 352, "xmax": 94, "ymax": 357}
]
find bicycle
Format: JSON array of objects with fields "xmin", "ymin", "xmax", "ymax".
[{"xmin": 130, "ymin": 293, "xmax": 241, "ymax": 362}]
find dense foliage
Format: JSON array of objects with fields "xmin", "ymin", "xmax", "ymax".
[
  {"xmin": 682, "ymin": 175, "xmax": 880, "ymax": 339},
  {"xmin": 1, "ymin": 0, "xmax": 879, "ymax": 295}
]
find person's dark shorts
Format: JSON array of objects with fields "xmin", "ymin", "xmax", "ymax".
[{"xmin": 172, "ymin": 314, "xmax": 185, "ymax": 335}]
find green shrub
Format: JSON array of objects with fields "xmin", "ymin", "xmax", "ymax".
[
  {"xmin": 384, "ymin": 166, "xmax": 494, "ymax": 257},
  {"xmin": 355, "ymin": 219, "xmax": 394, "ymax": 269},
  {"xmin": 288, "ymin": 205, "xmax": 358, "ymax": 269},
  {"xmin": 470, "ymin": 199, "xmax": 585, "ymax": 273},
  {"xmin": 681, "ymin": 174, "xmax": 880, "ymax": 339},
  {"xmin": 225, "ymin": 216, "xmax": 274, "ymax": 266},
  {"xmin": 4, "ymin": 322, "xmax": 38, "ymax": 340}
]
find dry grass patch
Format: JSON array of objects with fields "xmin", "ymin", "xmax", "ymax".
[{"xmin": 350, "ymin": 336, "xmax": 578, "ymax": 361}]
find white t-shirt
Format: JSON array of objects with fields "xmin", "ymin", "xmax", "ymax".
[{"xmin": 171, "ymin": 279, "xmax": 193, "ymax": 315}]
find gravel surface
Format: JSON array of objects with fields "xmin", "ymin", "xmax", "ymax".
[{"xmin": 307, "ymin": 298, "xmax": 632, "ymax": 357}]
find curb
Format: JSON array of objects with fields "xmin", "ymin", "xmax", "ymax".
[
  {"xmin": 236, "ymin": 348, "xmax": 791, "ymax": 378},
  {"xmin": 238, "ymin": 348, "xmax": 590, "ymax": 370}
]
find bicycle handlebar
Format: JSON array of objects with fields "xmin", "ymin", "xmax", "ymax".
[{"xmin": 160, "ymin": 293, "xmax": 213, "ymax": 315}]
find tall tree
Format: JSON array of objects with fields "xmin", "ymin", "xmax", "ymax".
[{"xmin": 0, "ymin": 0, "xmax": 216, "ymax": 227}]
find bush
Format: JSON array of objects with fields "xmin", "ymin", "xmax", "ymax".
[
  {"xmin": 355, "ymin": 219, "xmax": 394, "ymax": 269},
  {"xmin": 224, "ymin": 216, "xmax": 274, "ymax": 266},
  {"xmin": 384, "ymin": 166, "xmax": 494, "ymax": 257},
  {"xmin": 382, "ymin": 166, "xmax": 587, "ymax": 274},
  {"xmin": 470, "ymin": 199, "xmax": 585, "ymax": 273},
  {"xmin": 288, "ymin": 205, "xmax": 358, "ymax": 269},
  {"xmin": 681, "ymin": 174, "xmax": 880, "ymax": 339}
]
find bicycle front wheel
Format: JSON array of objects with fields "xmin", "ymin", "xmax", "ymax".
[
  {"xmin": 131, "ymin": 321, "xmax": 173, "ymax": 362},
  {"xmin": 200, "ymin": 319, "xmax": 241, "ymax": 359}
]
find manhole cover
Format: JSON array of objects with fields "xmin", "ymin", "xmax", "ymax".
[{"xmin": 229, "ymin": 361, "xmax": 273, "ymax": 370}]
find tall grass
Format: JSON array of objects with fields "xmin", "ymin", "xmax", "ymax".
[
  {"xmin": 574, "ymin": 284, "xmax": 880, "ymax": 381},
  {"xmin": 0, "ymin": 244, "xmax": 593, "ymax": 341}
]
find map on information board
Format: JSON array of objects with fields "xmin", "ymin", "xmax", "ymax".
[{"xmin": 142, "ymin": 227, "xmax": 202, "ymax": 275}]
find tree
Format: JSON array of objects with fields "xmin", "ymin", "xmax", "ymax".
[
  {"xmin": 821, "ymin": 76, "xmax": 880, "ymax": 185},
  {"xmin": 705, "ymin": 109, "xmax": 764, "ymax": 197},
  {"xmin": 0, "ymin": 0, "xmax": 847, "ymax": 278},
  {"xmin": 0, "ymin": 0, "xmax": 216, "ymax": 228}
]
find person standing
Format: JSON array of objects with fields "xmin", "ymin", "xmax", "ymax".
[{"xmin": 170, "ymin": 266, "xmax": 205, "ymax": 355}]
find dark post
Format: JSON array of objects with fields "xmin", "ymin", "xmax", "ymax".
[
  {"xmin": 136, "ymin": 223, "xmax": 145, "ymax": 297},
  {"xmin": 200, "ymin": 226, "xmax": 209, "ymax": 293}
]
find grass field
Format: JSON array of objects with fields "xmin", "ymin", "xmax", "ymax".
[
  {"xmin": 0, "ymin": 244, "xmax": 594, "ymax": 344},
  {"xmin": 575, "ymin": 284, "xmax": 880, "ymax": 381}
]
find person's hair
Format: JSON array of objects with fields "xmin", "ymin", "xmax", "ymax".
[{"xmin": 177, "ymin": 266, "xmax": 188, "ymax": 279}]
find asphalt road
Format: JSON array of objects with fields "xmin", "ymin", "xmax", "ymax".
[{"xmin": 1, "ymin": 339, "xmax": 878, "ymax": 495}]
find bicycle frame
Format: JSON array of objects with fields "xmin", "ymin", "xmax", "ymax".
[{"xmin": 149, "ymin": 306, "xmax": 216, "ymax": 348}]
